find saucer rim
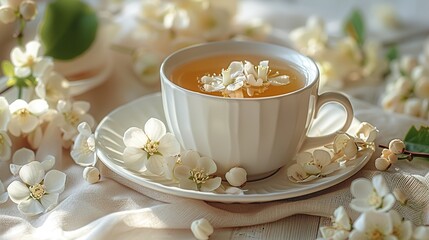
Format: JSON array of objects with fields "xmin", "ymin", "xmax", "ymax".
[{"xmin": 95, "ymin": 92, "xmax": 373, "ymax": 203}]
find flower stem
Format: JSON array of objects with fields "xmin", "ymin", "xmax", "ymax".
[
  {"xmin": 378, "ymin": 144, "xmax": 429, "ymax": 160},
  {"xmin": 14, "ymin": 18, "xmax": 26, "ymax": 47}
]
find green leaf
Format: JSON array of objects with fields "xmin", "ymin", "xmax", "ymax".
[
  {"xmin": 39, "ymin": 0, "xmax": 99, "ymax": 60},
  {"xmin": 385, "ymin": 46, "xmax": 399, "ymax": 63},
  {"xmin": 404, "ymin": 126, "xmax": 429, "ymax": 154},
  {"xmin": 2, "ymin": 61, "xmax": 15, "ymax": 77},
  {"xmin": 343, "ymin": 9, "xmax": 365, "ymax": 47}
]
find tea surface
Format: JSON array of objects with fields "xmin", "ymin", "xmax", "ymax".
[{"xmin": 171, "ymin": 54, "xmax": 304, "ymax": 98}]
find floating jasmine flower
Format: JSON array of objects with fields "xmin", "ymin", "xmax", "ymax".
[
  {"xmin": 287, "ymin": 150, "xmax": 339, "ymax": 183},
  {"xmin": 0, "ymin": 179, "xmax": 8, "ymax": 204},
  {"xmin": 350, "ymin": 175, "xmax": 395, "ymax": 213},
  {"xmin": 174, "ymin": 150, "xmax": 221, "ymax": 191},
  {"xmin": 225, "ymin": 167, "xmax": 247, "ymax": 187},
  {"xmin": 8, "ymin": 99, "xmax": 48, "ymax": 137},
  {"xmin": 9, "ymin": 147, "xmax": 55, "ymax": 176},
  {"xmin": 201, "ymin": 61, "xmax": 246, "ymax": 93},
  {"xmin": 319, "ymin": 206, "xmax": 351, "ymax": 240},
  {"xmin": 349, "ymin": 211, "xmax": 394, "ymax": 240},
  {"xmin": 0, "ymin": 131, "xmax": 12, "ymax": 162},
  {"xmin": 191, "ymin": 218, "xmax": 214, "ymax": 240},
  {"xmin": 70, "ymin": 122, "xmax": 96, "ymax": 167},
  {"xmin": 123, "ymin": 118, "xmax": 180, "ymax": 175},
  {"xmin": 56, "ymin": 100, "xmax": 95, "ymax": 141},
  {"xmin": 7, "ymin": 161, "xmax": 66, "ymax": 216}
]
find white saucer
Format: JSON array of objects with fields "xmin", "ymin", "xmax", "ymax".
[{"xmin": 95, "ymin": 93, "xmax": 373, "ymax": 203}]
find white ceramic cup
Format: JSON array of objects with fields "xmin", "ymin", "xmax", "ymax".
[{"xmin": 160, "ymin": 41, "xmax": 353, "ymax": 180}]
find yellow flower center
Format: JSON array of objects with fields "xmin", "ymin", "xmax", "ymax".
[
  {"xmin": 29, "ymin": 183, "xmax": 46, "ymax": 200},
  {"xmin": 189, "ymin": 169, "xmax": 210, "ymax": 189},
  {"xmin": 368, "ymin": 229, "xmax": 384, "ymax": 240},
  {"xmin": 24, "ymin": 55, "xmax": 35, "ymax": 67},
  {"xmin": 368, "ymin": 190, "xmax": 382, "ymax": 208},
  {"xmin": 144, "ymin": 140, "xmax": 159, "ymax": 155},
  {"xmin": 63, "ymin": 112, "xmax": 80, "ymax": 127},
  {"xmin": 15, "ymin": 108, "xmax": 30, "ymax": 117}
]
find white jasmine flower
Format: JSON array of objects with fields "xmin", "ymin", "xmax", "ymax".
[
  {"xmin": 8, "ymin": 99, "xmax": 48, "ymax": 137},
  {"xmin": 9, "ymin": 147, "xmax": 55, "ymax": 176},
  {"xmin": 381, "ymin": 149, "xmax": 398, "ymax": 164},
  {"xmin": 7, "ymin": 161, "xmax": 66, "ymax": 216},
  {"xmin": 123, "ymin": 118, "xmax": 180, "ymax": 175},
  {"xmin": 296, "ymin": 150, "xmax": 339, "ymax": 175},
  {"xmin": 287, "ymin": 163, "xmax": 318, "ymax": 183},
  {"xmin": 10, "ymin": 40, "xmax": 46, "ymax": 78},
  {"xmin": 174, "ymin": 150, "xmax": 221, "ymax": 191},
  {"xmin": 413, "ymin": 226, "xmax": 429, "ymax": 240},
  {"xmin": 201, "ymin": 61, "xmax": 245, "ymax": 93},
  {"xmin": 71, "ymin": 122, "xmax": 96, "ymax": 167},
  {"xmin": 350, "ymin": 175, "xmax": 395, "ymax": 212},
  {"xmin": 355, "ymin": 122, "xmax": 378, "ymax": 143},
  {"xmin": 388, "ymin": 139, "xmax": 405, "ymax": 155},
  {"xmin": 83, "ymin": 166, "xmax": 100, "ymax": 184},
  {"xmin": 0, "ymin": 179, "xmax": 8, "ymax": 204},
  {"xmin": 0, "ymin": 0, "xmax": 36, "ymax": 24},
  {"xmin": 225, "ymin": 167, "xmax": 247, "ymax": 187},
  {"xmin": 332, "ymin": 133, "xmax": 358, "ymax": 161},
  {"xmin": 0, "ymin": 131, "xmax": 12, "ymax": 162},
  {"xmin": 56, "ymin": 100, "xmax": 95, "ymax": 141},
  {"xmin": 349, "ymin": 211, "xmax": 394, "ymax": 240},
  {"xmin": 414, "ymin": 76, "xmax": 429, "ymax": 99},
  {"xmin": 389, "ymin": 210, "xmax": 413, "ymax": 240},
  {"xmin": 191, "ymin": 218, "xmax": 214, "ymax": 240},
  {"xmin": 244, "ymin": 61, "xmax": 290, "ymax": 87},
  {"xmin": 289, "ymin": 16, "xmax": 327, "ymax": 55},
  {"xmin": 35, "ymin": 64, "xmax": 70, "ymax": 105},
  {"xmin": 319, "ymin": 206, "xmax": 351, "ymax": 240}
]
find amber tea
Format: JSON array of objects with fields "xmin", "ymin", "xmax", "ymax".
[{"xmin": 170, "ymin": 54, "xmax": 304, "ymax": 98}]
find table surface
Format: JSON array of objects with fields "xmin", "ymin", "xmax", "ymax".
[{"xmin": 2, "ymin": 0, "xmax": 429, "ymax": 239}]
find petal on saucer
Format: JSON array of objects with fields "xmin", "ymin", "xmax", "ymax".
[
  {"xmin": 123, "ymin": 147, "xmax": 147, "ymax": 172},
  {"xmin": 200, "ymin": 177, "xmax": 221, "ymax": 192},
  {"xmin": 197, "ymin": 157, "xmax": 217, "ymax": 175},
  {"xmin": 146, "ymin": 155, "xmax": 164, "ymax": 176},
  {"xmin": 123, "ymin": 127, "xmax": 147, "ymax": 148},
  {"xmin": 158, "ymin": 133, "xmax": 180, "ymax": 156},
  {"xmin": 174, "ymin": 165, "xmax": 191, "ymax": 180},
  {"xmin": 144, "ymin": 118, "xmax": 166, "ymax": 142}
]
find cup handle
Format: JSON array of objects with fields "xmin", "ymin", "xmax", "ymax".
[{"xmin": 301, "ymin": 92, "xmax": 354, "ymax": 150}]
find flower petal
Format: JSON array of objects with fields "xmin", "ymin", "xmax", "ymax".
[
  {"xmin": 18, "ymin": 198, "xmax": 44, "ymax": 216},
  {"xmin": 12, "ymin": 147, "xmax": 34, "ymax": 165},
  {"xmin": 269, "ymin": 75, "xmax": 290, "ymax": 86},
  {"xmin": 9, "ymin": 99, "xmax": 28, "ymax": 113},
  {"xmin": 350, "ymin": 199, "xmax": 375, "ymax": 213},
  {"xmin": 146, "ymin": 155, "xmax": 165, "ymax": 175},
  {"xmin": 296, "ymin": 152, "xmax": 313, "ymax": 165},
  {"xmin": 350, "ymin": 178, "xmax": 373, "ymax": 199},
  {"xmin": 372, "ymin": 175, "xmax": 390, "ymax": 197},
  {"xmin": 379, "ymin": 194, "xmax": 395, "ymax": 212},
  {"xmin": 144, "ymin": 118, "xmax": 166, "ymax": 141},
  {"xmin": 0, "ymin": 192, "xmax": 8, "ymax": 204},
  {"xmin": 28, "ymin": 99, "xmax": 48, "ymax": 116},
  {"xmin": 174, "ymin": 165, "xmax": 191, "ymax": 180},
  {"xmin": 228, "ymin": 61, "xmax": 244, "ymax": 78},
  {"xmin": 44, "ymin": 170, "xmax": 66, "ymax": 193},
  {"xmin": 7, "ymin": 181, "xmax": 30, "ymax": 203},
  {"xmin": 26, "ymin": 41, "xmax": 41, "ymax": 57},
  {"xmin": 197, "ymin": 157, "xmax": 217, "ymax": 175},
  {"xmin": 181, "ymin": 150, "xmax": 200, "ymax": 168},
  {"xmin": 158, "ymin": 133, "xmax": 180, "ymax": 156},
  {"xmin": 201, "ymin": 177, "xmax": 222, "ymax": 192},
  {"xmin": 77, "ymin": 122, "xmax": 92, "ymax": 136},
  {"xmin": 123, "ymin": 147, "xmax": 147, "ymax": 172},
  {"xmin": 19, "ymin": 161, "xmax": 45, "ymax": 186},
  {"xmin": 41, "ymin": 155, "xmax": 56, "ymax": 171},
  {"xmin": 179, "ymin": 178, "xmax": 198, "ymax": 191},
  {"xmin": 313, "ymin": 149, "xmax": 331, "ymax": 166},
  {"xmin": 40, "ymin": 193, "xmax": 59, "ymax": 211},
  {"xmin": 7, "ymin": 119, "xmax": 21, "ymax": 137},
  {"xmin": 123, "ymin": 127, "xmax": 148, "ymax": 148}
]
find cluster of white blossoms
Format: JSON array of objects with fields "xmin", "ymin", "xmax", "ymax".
[
  {"xmin": 201, "ymin": 60, "xmax": 290, "ymax": 98},
  {"xmin": 0, "ymin": 0, "xmax": 37, "ymax": 24},
  {"xmin": 287, "ymin": 122, "xmax": 378, "ymax": 183},
  {"xmin": 289, "ymin": 16, "xmax": 387, "ymax": 89},
  {"xmin": 375, "ymin": 139, "xmax": 406, "ymax": 171},
  {"xmin": 319, "ymin": 175, "xmax": 429, "ymax": 240},
  {"xmin": 128, "ymin": 0, "xmax": 270, "ymax": 85},
  {"xmin": 381, "ymin": 43, "xmax": 429, "ymax": 120},
  {"xmin": 122, "ymin": 118, "xmax": 247, "ymax": 193}
]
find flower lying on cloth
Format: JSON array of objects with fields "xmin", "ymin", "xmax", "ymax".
[
  {"xmin": 122, "ymin": 118, "xmax": 180, "ymax": 175},
  {"xmin": 70, "ymin": 122, "xmax": 96, "ymax": 167},
  {"xmin": 9, "ymin": 147, "xmax": 55, "ymax": 175},
  {"xmin": 350, "ymin": 174, "xmax": 395, "ymax": 213},
  {"xmin": 191, "ymin": 218, "xmax": 214, "ymax": 240},
  {"xmin": 174, "ymin": 150, "xmax": 221, "ymax": 192},
  {"xmin": 200, "ymin": 60, "xmax": 289, "ymax": 98},
  {"xmin": 7, "ymin": 161, "xmax": 66, "ymax": 216},
  {"xmin": 319, "ymin": 206, "xmax": 351, "ymax": 240},
  {"xmin": 288, "ymin": 122, "xmax": 377, "ymax": 183}
]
